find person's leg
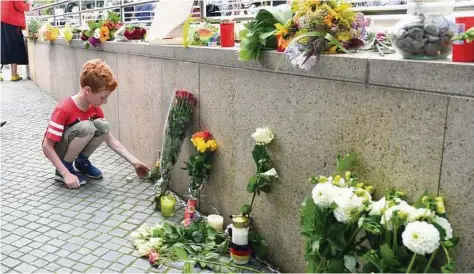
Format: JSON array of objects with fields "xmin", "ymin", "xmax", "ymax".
[
  {"xmin": 10, "ymin": 64, "xmax": 22, "ymax": 81},
  {"xmin": 75, "ymin": 119, "xmax": 110, "ymax": 178},
  {"xmin": 55, "ymin": 120, "xmax": 98, "ymax": 184}
]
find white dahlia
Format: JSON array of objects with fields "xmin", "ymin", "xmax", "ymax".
[
  {"xmin": 333, "ymin": 194, "xmax": 364, "ymax": 224},
  {"xmin": 312, "ymin": 183, "xmax": 337, "ymax": 208},
  {"xmin": 369, "ymin": 197, "xmax": 386, "ymax": 216},
  {"xmin": 402, "ymin": 221, "xmax": 440, "ymax": 255},
  {"xmin": 432, "ymin": 216, "xmax": 453, "ymax": 240}
]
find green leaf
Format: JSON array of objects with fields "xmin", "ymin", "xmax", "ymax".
[
  {"xmin": 173, "ymin": 245, "xmax": 188, "ymax": 260},
  {"xmin": 217, "ymin": 239, "xmax": 230, "ymax": 253},
  {"xmin": 380, "ymin": 243, "xmax": 398, "ymax": 266},
  {"xmin": 240, "ymin": 204, "xmax": 251, "ymax": 214},
  {"xmin": 182, "ymin": 261, "xmax": 194, "ymax": 273},
  {"xmin": 336, "ymin": 152, "xmax": 357, "ymax": 173},
  {"xmin": 306, "ymin": 261, "xmax": 317, "ymax": 273},
  {"xmin": 325, "ymin": 33, "xmax": 350, "ymax": 54},
  {"xmin": 327, "ymin": 259, "xmax": 345, "ymax": 273},
  {"xmin": 246, "ymin": 175, "xmax": 259, "ymax": 193},
  {"xmin": 163, "ymin": 222, "xmax": 174, "ymax": 235},
  {"xmin": 443, "ymin": 237, "xmax": 459, "ymax": 248},
  {"xmin": 192, "ymin": 231, "xmax": 203, "ymax": 243},
  {"xmin": 441, "ymin": 261, "xmax": 457, "ymax": 273},
  {"xmin": 344, "ymin": 254, "xmax": 358, "ymax": 273}
]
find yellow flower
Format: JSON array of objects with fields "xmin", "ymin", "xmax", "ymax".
[
  {"xmin": 275, "ymin": 23, "xmax": 288, "ymax": 37},
  {"xmin": 191, "ymin": 137, "xmax": 208, "ymax": 153},
  {"xmin": 100, "ymin": 26, "xmax": 110, "ymax": 42},
  {"xmin": 155, "ymin": 160, "xmax": 161, "ymax": 168},
  {"xmin": 336, "ymin": 31, "xmax": 351, "ymax": 42},
  {"xmin": 324, "ymin": 14, "xmax": 334, "ymax": 27},
  {"xmin": 328, "ymin": 46, "xmax": 337, "ymax": 54},
  {"xmin": 206, "ymin": 140, "xmax": 217, "ymax": 152}
]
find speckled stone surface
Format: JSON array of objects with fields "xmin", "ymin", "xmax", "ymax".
[
  {"xmin": 197, "ymin": 64, "xmax": 448, "ymax": 272},
  {"xmin": 439, "ymin": 98, "xmax": 474, "ymax": 272},
  {"xmin": 116, "ymin": 55, "xmax": 163, "ymax": 165},
  {"xmin": 368, "ymin": 56, "xmax": 474, "ymax": 97},
  {"xmin": 50, "ymin": 44, "xmax": 77, "ymax": 103},
  {"xmin": 26, "ymin": 41, "xmax": 37, "ymax": 82},
  {"xmin": 34, "ymin": 42, "xmax": 52, "ymax": 94}
]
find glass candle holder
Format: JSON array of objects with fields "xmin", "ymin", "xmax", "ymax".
[{"xmin": 160, "ymin": 194, "xmax": 176, "ymax": 217}]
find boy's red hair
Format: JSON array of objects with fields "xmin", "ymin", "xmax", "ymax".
[{"xmin": 80, "ymin": 59, "xmax": 118, "ymax": 92}]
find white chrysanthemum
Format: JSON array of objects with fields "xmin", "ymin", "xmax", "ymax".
[
  {"xmin": 149, "ymin": 237, "xmax": 163, "ymax": 249},
  {"xmin": 381, "ymin": 201, "xmax": 416, "ymax": 230},
  {"xmin": 402, "ymin": 221, "xmax": 440, "ymax": 255},
  {"xmin": 433, "ymin": 216, "xmax": 453, "ymax": 240},
  {"xmin": 408, "ymin": 208, "xmax": 435, "ymax": 222},
  {"xmin": 369, "ymin": 197, "xmax": 387, "ymax": 216},
  {"xmin": 312, "ymin": 183, "xmax": 337, "ymax": 208},
  {"xmin": 133, "ymin": 239, "xmax": 146, "ymax": 248},
  {"xmin": 94, "ymin": 28, "xmax": 101, "ymax": 39},
  {"xmin": 138, "ymin": 243, "xmax": 152, "ymax": 257},
  {"xmin": 333, "ymin": 194, "xmax": 365, "ymax": 224},
  {"xmin": 137, "ymin": 224, "xmax": 151, "ymax": 237}
]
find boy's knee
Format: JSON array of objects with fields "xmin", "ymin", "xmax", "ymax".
[
  {"xmin": 75, "ymin": 120, "xmax": 97, "ymax": 137},
  {"xmin": 93, "ymin": 119, "xmax": 110, "ymax": 136}
]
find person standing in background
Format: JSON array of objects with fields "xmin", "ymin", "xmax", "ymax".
[{"xmin": 1, "ymin": 0, "xmax": 30, "ymax": 81}]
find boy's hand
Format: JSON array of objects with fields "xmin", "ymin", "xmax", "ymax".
[
  {"xmin": 64, "ymin": 172, "xmax": 81, "ymax": 189},
  {"xmin": 133, "ymin": 161, "xmax": 150, "ymax": 178}
]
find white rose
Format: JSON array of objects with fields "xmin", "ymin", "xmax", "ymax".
[
  {"xmin": 251, "ymin": 127, "xmax": 274, "ymax": 144},
  {"xmin": 94, "ymin": 28, "xmax": 101, "ymax": 39},
  {"xmin": 133, "ymin": 239, "xmax": 146, "ymax": 248},
  {"xmin": 138, "ymin": 243, "xmax": 152, "ymax": 257},
  {"xmin": 149, "ymin": 237, "xmax": 163, "ymax": 249},
  {"xmin": 433, "ymin": 216, "xmax": 453, "ymax": 240},
  {"xmin": 402, "ymin": 221, "xmax": 440, "ymax": 255},
  {"xmin": 260, "ymin": 168, "xmax": 278, "ymax": 178},
  {"xmin": 130, "ymin": 231, "xmax": 142, "ymax": 240},
  {"xmin": 138, "ymin": 224, "xmax": 151, "ymax": 237}
]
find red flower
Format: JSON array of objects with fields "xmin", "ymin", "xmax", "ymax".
[
  {"xmin": 80, "ymin": 31, "xmax": 88, "ymax": 41},
  {"xmin": 124, "ymin": 27, "xmax": 147, "ymax": 40},
  {"xmin": 192, "ymin": 131, "xmax": 213, "ymax": 141},
  {"xmin": 175, "ymin": 90, "xmax": 197, "ymax": 105},
  {"xmin": 149, "ymin": 250, "xmax": 159, "ymax": 265}
]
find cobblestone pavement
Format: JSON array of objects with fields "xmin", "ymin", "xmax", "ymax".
[{"xmin": 0, "ymin": 80, "xmax": 186, "ymax": 273}]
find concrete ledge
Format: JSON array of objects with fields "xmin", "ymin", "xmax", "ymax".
[{"xmin": 36, "ymin": 39, "xmax": 474, "ymax": 94}]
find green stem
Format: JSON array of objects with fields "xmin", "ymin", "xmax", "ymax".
[
  {"xmin": 316, "ymin": 258, "xmax": 327, "ymax": 272},
  {"xmin": 424, "ymin": 248, "xmax": 439, "ymax": 273},
  {"xmin": 406, "ymin": 253, "xmax": 417, "ymax": 274},
  {"xmin": 393, "ymin": 227, "xmax": 398, "ymax": 254},
  {"xmin": 195, "ymin": 259, "xmax": 263, "ymax": 273},
  {"xmin": 441, "ymin": 243, "xmax": 451, "ymax": 264},
  {"xmin": 248, "ymin": 191, "xmax": 257, "ymax": 216}
]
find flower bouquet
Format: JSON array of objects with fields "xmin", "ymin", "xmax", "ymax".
[
  {"xmin": 365, "ymin": 31, "xmax": 395, "ymax": 56},
  {"xmin": 81, "ymin": 11, "xmax": 122, "ymax": 49},
  {"xmin": 124, "ymin": 26, "xmax": 147, "ymax": 41},
  {"xmin": 301, "ymin": 153, "xmax": 459, "ymax": 273},
  {"xmin": 153, "ymin": 90, "xmax": 197, "ymax": 210},
  {"xmin": 182, "ymin": 131, "xmax": 218, "ymax": 226},
  {"xmin": 278, "ymin": 0, "xmax": 368, "ymax": 70},
  {"xmin": 38, "ymin": 22, "xmax": 60, "ymax": 42},
  {"xmin": 27, "ymin": 19, "xmax": 41, "ymax": 41}
]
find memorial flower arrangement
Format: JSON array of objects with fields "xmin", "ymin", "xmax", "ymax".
[
  {"xmin": 81, "ymin": 11, "xmax": 122, "ymax": 49},
  {"xmin": 277, "ymin": 0, "xmax": 368, "ymax": 70},
  {"xmin": 301, "ymin": 153, "xmax": 459, "ymax": 273},
  {"xmin": 152, "ymin": 90, "xmax": 196, "ymax": 210},
  {"xmin": 38, "ymin": 22, "xmax": 59, "ymax": 42}
]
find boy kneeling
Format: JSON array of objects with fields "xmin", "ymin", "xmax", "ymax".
[{"xmin": 43, "ymin": 59, "xmax": 150, "ymax": 189}]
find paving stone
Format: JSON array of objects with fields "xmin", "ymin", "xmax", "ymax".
[
  {"xmin": 1, "ymin": 257, "xmax": 21, "ymax": 268},
  {"xmin": 110, "ymin": 228, "xmax": 128, "ymax": 237},
  {"xmin": 43, "ymin": 262, "xmax": 62, "ymax": 272},
  {"xmin": 81, "ymin": 254, "xmax": 100, "ymax": 264},
  {"xmin": 31, "ymin": 258, "xmax": 49, "ymax": 268},
  {"xmin": 102, "ymin": 250, "xmax": 122, "ymax": 262},
  {"xmin": 40, "ymin": 244, "xmax": 59, "ymax": 253},
  {"xmin": 92, "ymin": 247, "xmax": 109, "ymax": 257},
  {"xmin": 55, "ymin": 249, "xmax": 71, "ymax": 258},
  {"xmin": 94, "ymin": 259, "xmax": 112, "ymax": 269},
  {"xmin": 85, "ymin": 267, "xmax": 104, "ymax": 273},
  {"xmin": 49, "ymin": 238, "xmax": 66, "ymax": 247},
  {"xmin": 107, "ymin": 262, "xmax": 126, "ymax": 272},
  {"xmin": 72, "ymin": 262, "xmax": 89, "ymax": 272},
  {"xmin": 56, "ymin": 258, "xmax": 76, "ymax": 267},
  {"xmin": 14, "ymin": 262, "xmax": 38, "ymax": 273},
  {"xmin": 123, "ymin": 266, "xmax": 143, "ymax": 273}
]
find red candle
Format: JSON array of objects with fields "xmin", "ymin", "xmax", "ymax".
[
  {"xmin": 220, "ymin": 21, "xmax": 235, "ymax": 47},
  {"xmin": 452, "ymin": 16, "xmax": 474, "ymax": 62}
]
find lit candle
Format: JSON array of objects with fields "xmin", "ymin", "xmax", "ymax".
[
  {"xmin": 160, "ymin": 194, "xmax": 176, "ymax": 217},
  {"xmin": 207, "ymin": 214, "xmax": 224, "ymax": 232}
]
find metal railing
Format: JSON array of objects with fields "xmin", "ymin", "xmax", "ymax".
[{"xmin": 27, "ymin": 0, "xmax": 474, "ymax": 28}]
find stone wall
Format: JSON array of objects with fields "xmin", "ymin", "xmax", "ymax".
[{"xmin": 28, "ymin": 39, "xmax": 474, "ymax": 272}]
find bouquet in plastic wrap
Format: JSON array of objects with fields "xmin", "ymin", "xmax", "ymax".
[{"xmin": 152, "ymin": 90, "xmax": 197, "ymax": 210}]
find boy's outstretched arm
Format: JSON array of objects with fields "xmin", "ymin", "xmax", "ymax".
[
  {"xmin": 43, "ymin": 139, "xmax": 81, "ymax": 189},
  {"xmin": 105, "ymin": 133, "xmax": 150, "ymax": 177}
]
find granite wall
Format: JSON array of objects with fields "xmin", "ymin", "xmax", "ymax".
[{"xmin": 28, "ymin": 39, "xmax": 474, "ymax": 273}]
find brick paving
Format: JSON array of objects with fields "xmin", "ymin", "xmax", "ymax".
[{"xmin": 0, "ymin": 79, "xmax": 185, "ymax": 273}]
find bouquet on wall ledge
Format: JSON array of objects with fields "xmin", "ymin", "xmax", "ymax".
[
  {"xmin": 38, "ymin": 21, "xmax": 60, "ymax": 42},
  {"xmin": 301, "ymin": 153, "xmax": 459, "ymax": 273},
  {"xmin": 152, "ymin": 90, "xmax": 197, "ymax": 210},
  {"xmin": 276, "ymin": 0, "xmax": 369, "ymax": 70},
  {"xmin": 80, "ymin": 11, "xmax": 122, "ymax": 49},
  {"xmin": 27, "ymin": 19, "xmax": 41, "ymax": 41},
  {"xmin": 124, "ymin": 25, "xmax": 147, "ymax": 41}
]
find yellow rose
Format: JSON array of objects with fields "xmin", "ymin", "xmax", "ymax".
[{"xmin": 206, "ymin": 140, "xmax": 217, "ymax": 152}]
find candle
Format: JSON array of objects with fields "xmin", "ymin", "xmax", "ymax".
[
  {"xmin": 160, "ymin": 194, "xmax": 176, "ymax": 217},
  {"xmin": 207, "ymin": 214, "xmax": 224, "ymax": 232}
]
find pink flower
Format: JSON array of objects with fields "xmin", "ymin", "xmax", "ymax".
[{"xmin": 149, "ymin": 250, "xmax": 159, "ymax": 265}]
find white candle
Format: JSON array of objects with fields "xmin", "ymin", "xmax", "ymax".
[{"xmin": 207, "ymin": 214, "xmax": 224, "ymax": 232}]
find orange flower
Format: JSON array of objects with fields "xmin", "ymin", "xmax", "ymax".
[
  {"xmin": 192, "ymin": 131, "xmax": 213, "ymax": 141},
  {"xmin": 100, "ymin": 26, "xmax": 110, "ymax": 42},
  {"xmin": 324, "ymin": 14, "xmax": 334, "ymax": 27}
]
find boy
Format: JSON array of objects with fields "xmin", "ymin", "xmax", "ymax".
[{"xmin": 43, "ymin": 59, "xmax": 150, "ymax": 189}]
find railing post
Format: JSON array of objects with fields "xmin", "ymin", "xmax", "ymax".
[{"xmin": 79, "ymin": 0, "xmax": 82, "ymax": 26}]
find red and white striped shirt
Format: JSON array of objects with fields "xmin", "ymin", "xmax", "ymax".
[{"xmin": 44, "ymin": 97, "xmax": 104, "ymax": 143}]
